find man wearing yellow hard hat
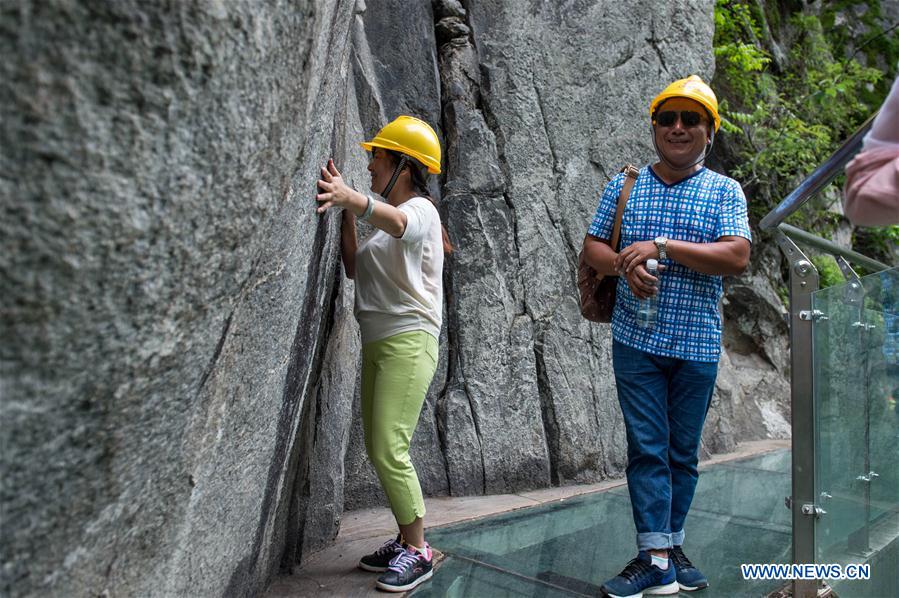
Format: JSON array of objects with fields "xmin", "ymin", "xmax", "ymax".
[
  {"xmin": 582, "ymin": 76, "xmax": 752, "ymax": 597},
  {"xmin": 316, "ymin": 115, "xmax": 450, "ymax": 593}
]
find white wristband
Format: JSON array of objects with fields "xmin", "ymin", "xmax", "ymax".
[{"xmin": 359, "ymin": 194, "xmax": 375, "ymax": 220}]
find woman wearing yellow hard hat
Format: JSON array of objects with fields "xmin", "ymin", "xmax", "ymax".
[
  {"xmin": 583, "ymin": 76, "xmax": 751, "ymax": 598},
  {"xmin": 315, "ymin": 115, "xmax": 450, "ymax": 593}
]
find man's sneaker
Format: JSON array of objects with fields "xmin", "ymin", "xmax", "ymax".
[
  {"xmin": 375, "ymin": 544, "xmax": 433, "ymax": 592},
  {"xmin": 670, "ymin": 545, "xmax": 709, "ymax": 591},
  {"xmin": 358, "ymin": 535, "xmax": 405, "ymax": 572},
  {"xmin": 600, "ymin": 551, "xmax": 679, "ymax": 598}
]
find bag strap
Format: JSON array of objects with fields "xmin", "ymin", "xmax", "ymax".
[{"xmin": 609, "ymin": 164, "xmax": 639, "ymax": 251}]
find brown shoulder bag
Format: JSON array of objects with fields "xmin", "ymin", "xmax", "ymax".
[{"xmin": 577, "ymin": 164, "xmax": 639, "ymax": 322}]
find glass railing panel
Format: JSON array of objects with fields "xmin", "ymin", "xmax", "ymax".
[
  {"xmin": 813, "ymin": 274, "xmax": 870, "ymax": 557},
  {"xmin": 813, "ymin": 266, "xmax": 898, "ymax": 596},
  {"xmin": 859, "ymin": 269, "xmax": 899, "ymax": 526}
]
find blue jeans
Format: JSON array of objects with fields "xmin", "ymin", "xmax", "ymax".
[{"xmin": 612, "ymin": 340, "xmax": 718, "ymax": 551}]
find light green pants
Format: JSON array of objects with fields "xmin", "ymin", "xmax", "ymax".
[{"xmin": 361, "ymin": 330, "xmax": 438, "ymax": 525}]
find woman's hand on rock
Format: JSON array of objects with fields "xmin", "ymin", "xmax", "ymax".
[{"xmin": 316, "ymin": 159, "xmax": 361, "ymax": 214}]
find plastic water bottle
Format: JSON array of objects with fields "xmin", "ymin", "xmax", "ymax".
[{"xmin": 635, "ymin": 259, "xmax": 659, "ymax": 329}]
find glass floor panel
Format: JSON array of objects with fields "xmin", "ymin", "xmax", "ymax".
[{"xmin": 415, "ymin": 450, "xmax": 792, "ymax": 597}]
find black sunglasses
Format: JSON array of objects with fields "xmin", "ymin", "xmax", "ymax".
[{"xmin": 655, "ymin": 110, "xmax": 704, "ymax": 128}]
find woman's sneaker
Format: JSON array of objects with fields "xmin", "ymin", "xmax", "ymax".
[
  {"xmin": 670, "ymin": 545, "xmax": 709, "ymax": 591},
  {"xmin": 600, "ymin": 551, "xmax": 678, "ymax": 598},
  {"xmin": 375, "ymin": 544, "xmax": 433, "ymax": 592},
  {"xmin": 358, "ymin": 535, "xmax": 406, "ymax": 572}
]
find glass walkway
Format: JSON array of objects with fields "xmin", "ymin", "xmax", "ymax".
[
  {"xmin": 416, "ymin": 450, "xmax": 793, "ymax": 597},
  {"xmin": 416, "ymin": 446, "xmax": 897, "ymax": 597}
]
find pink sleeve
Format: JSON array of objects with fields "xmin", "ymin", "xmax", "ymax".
[{"xmin": 843, "ymin": 147, "xmax": 899, "ymax": 226}]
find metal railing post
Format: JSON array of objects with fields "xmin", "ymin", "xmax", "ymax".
[{"xmin": 776, "ymin": 232, "xmax": 822, "ymax": 598}]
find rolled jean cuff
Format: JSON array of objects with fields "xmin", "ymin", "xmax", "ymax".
[
  {"xmin": 671, "ymin": 529, "xmax": 685, "ymax": 546},
  {"xmin": 637, "ymin": 532, "xmax": 673, "ymax": 551}
]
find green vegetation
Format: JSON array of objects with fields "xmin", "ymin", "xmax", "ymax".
[
  {"xmin": 854, "ymin": 224, "xmax": 899, "ymax": 267},
  {"xmin": 712, "ymin": 0, "xmax": 898, "ymax": 265},
  {"xmin": 811, "ymin": 254, "xmax": 845, "ymax": 289}
]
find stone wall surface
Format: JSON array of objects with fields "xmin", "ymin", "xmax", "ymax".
[
  {"xmin": 1, "ymin": 1, "xmax": 792, "ymax": 596},
  {"xmin": 2, "ymin": 1, "xmax": 359, "ymax": 596}
]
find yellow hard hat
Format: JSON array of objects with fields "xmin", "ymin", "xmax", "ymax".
[
  {"xmin": 360, "ymin": 115, "xmax": 442, "ymax": 174},
  {"xmin": 649, "ymin": 75, "xmax": 720, "ymax": 132}
]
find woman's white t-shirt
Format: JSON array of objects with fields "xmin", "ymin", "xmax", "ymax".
[{"xmin": 354, "ymin": 196, "xmax": 444, "ymax": 345}]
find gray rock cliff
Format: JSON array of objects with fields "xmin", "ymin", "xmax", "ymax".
[{"xmin": 1, "ymin": 1, "xmax": 790, "ymax": 596}]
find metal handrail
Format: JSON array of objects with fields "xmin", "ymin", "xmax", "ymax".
[
  {"xmin": 778, "ymin": 224, "xmax": 890, "ymax": 272},
  {"xmin": 759, "ymin": 111, "xmax": 878, "ymax": 231}
]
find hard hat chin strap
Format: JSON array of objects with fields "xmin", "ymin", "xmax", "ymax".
[
  {"xmin": 651, "ymin": 126, "xmax": 715, "ymax": 172},
  {"xmin": 381, "ymin": 155, "xmax": 409, "ymax": 200}
]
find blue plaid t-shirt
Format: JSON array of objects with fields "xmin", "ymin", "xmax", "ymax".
[{"xmin": 588, "ymin": 166, "xmax": 752, "ymax": 362}]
